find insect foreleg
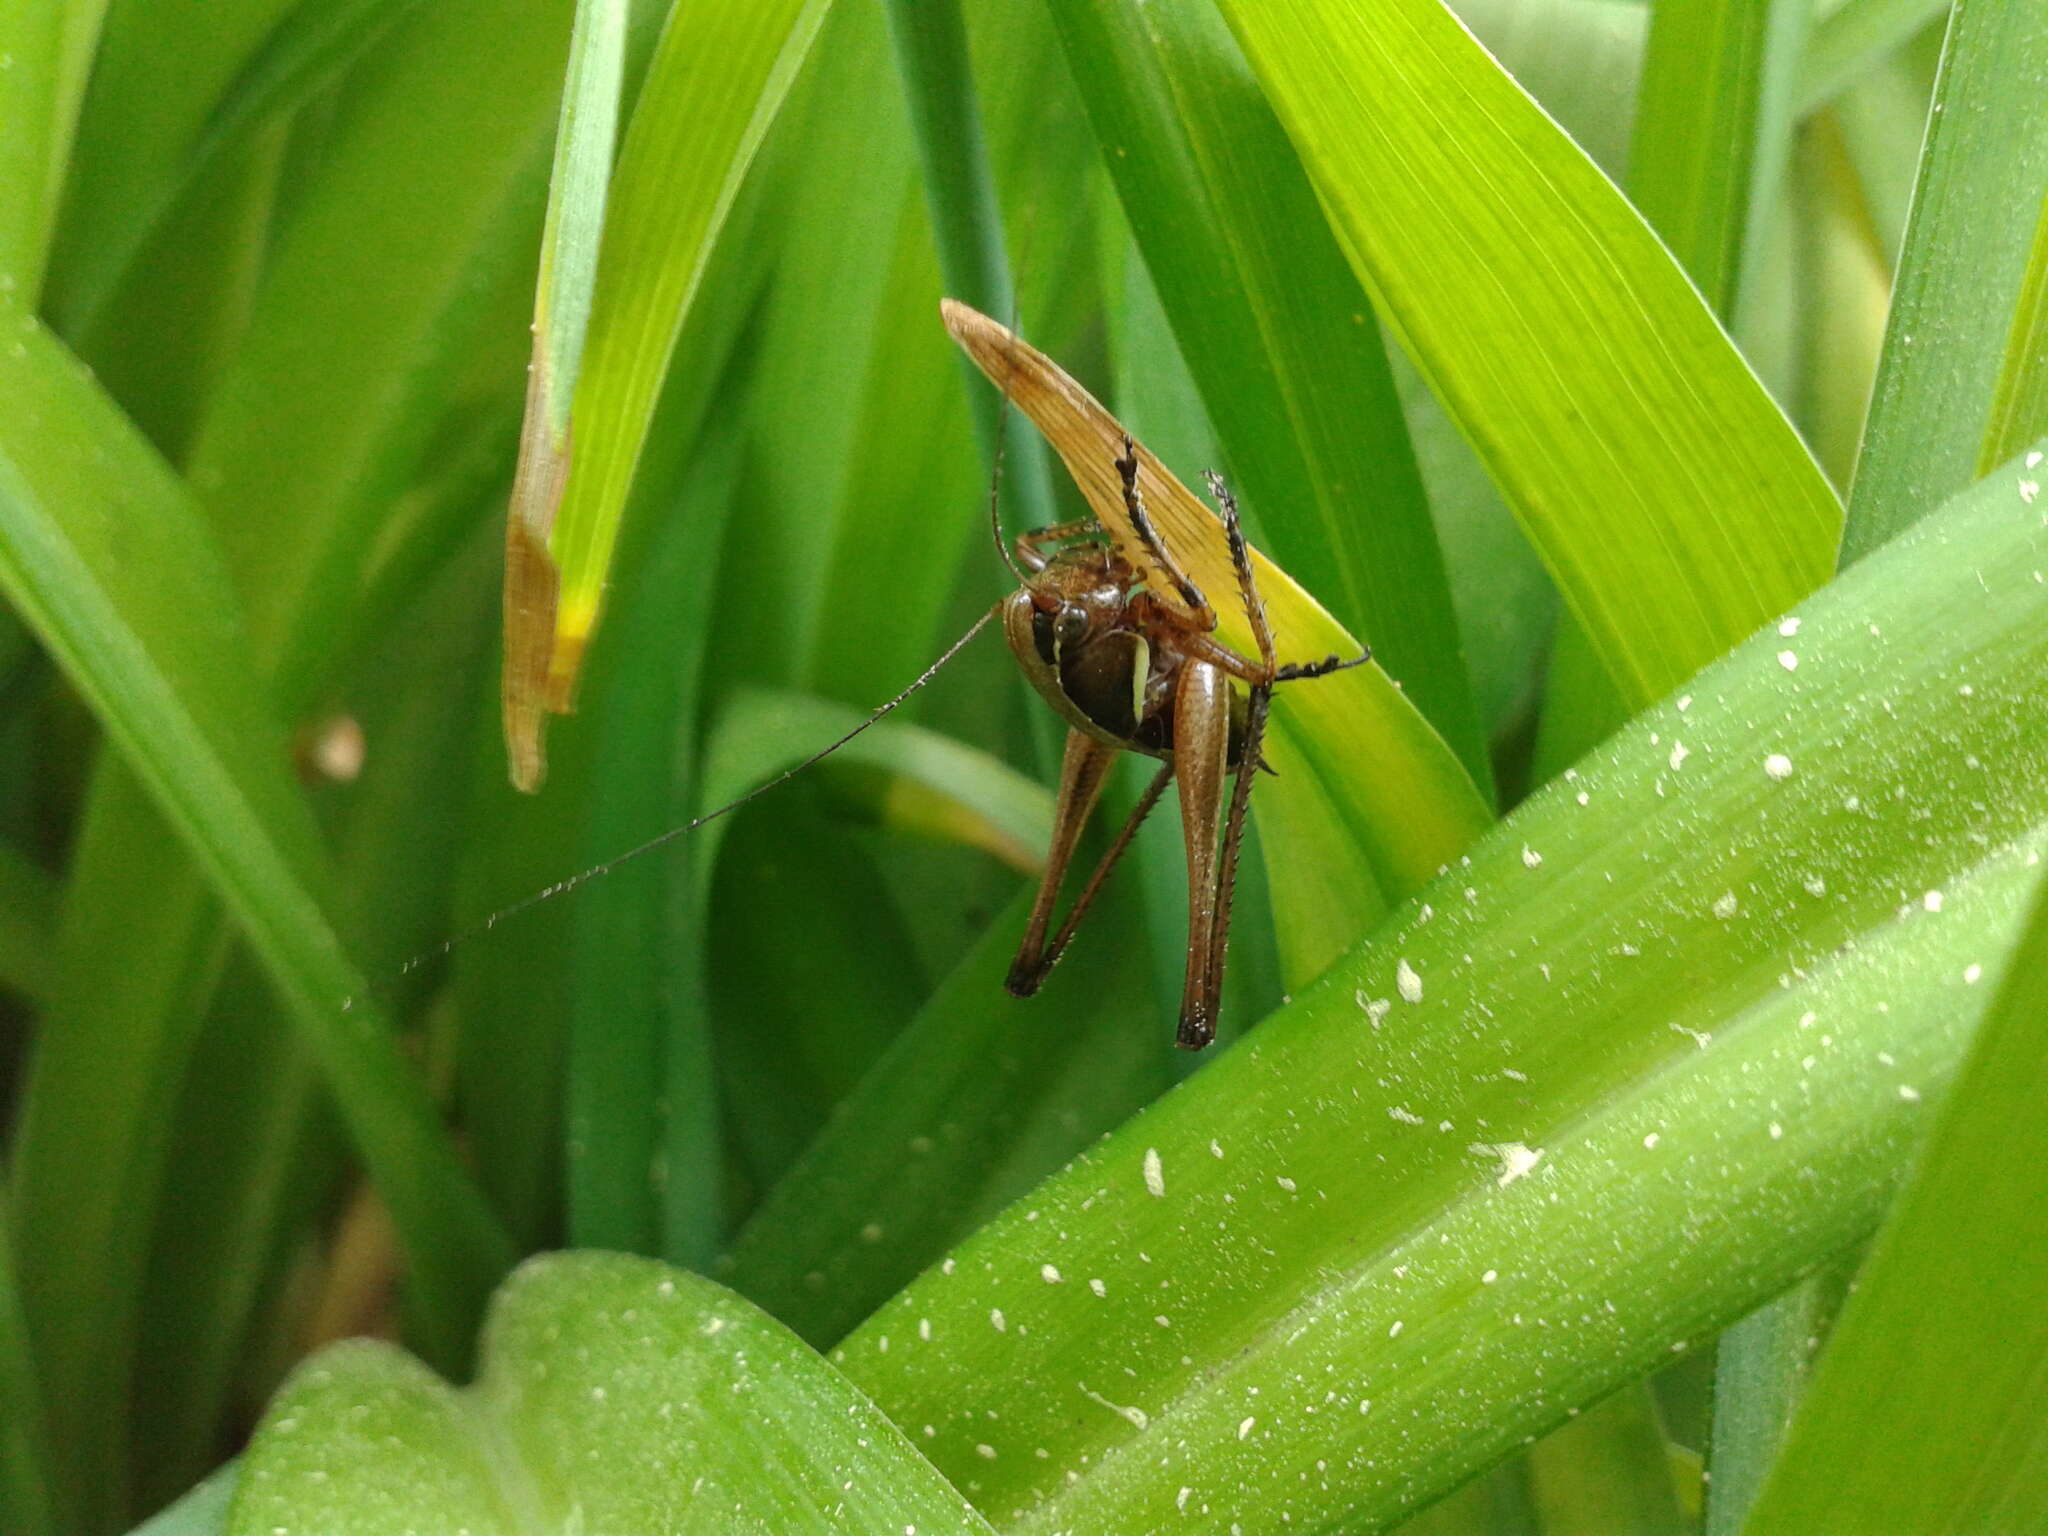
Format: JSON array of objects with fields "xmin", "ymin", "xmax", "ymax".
[{"xmin": 1006, "ymin": 729, "xmax": 1121, "ymax": 997}]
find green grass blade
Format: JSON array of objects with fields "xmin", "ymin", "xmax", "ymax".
[
  {"xmin": 1041, "ymin": 0, "xmax": 1490, "ymax": 791},
  {"xmin": 0, "ymin": 0, "xmax": 103, "ymax": 299},
  {"xmin": 0, "ymin": 1190, "xmax": 55, "ymax": 1536},
  {"xmin": 502, "ymin": 0, "xmax": 628, "ymax": 790},
  {"xmin": 1980, "ymin": 193, "xmax": 2048, "ymax": 472},
  {"xmin": 1840, "ymin": 0, "xmax": 2048, "ymax": 563},
  {"xmin": 1743, "ymin": 867, "xmax": 2048, "ymax": 1532},
  {"xmin": 1702, "ymin": 1271, "xmax": 1843, "ymax": 1534},
  {"xmin": 536, "ymin": 0, "xmax": 833, "ymax": 722},
  {"xmin": 879, "ymin": 0, "xmax": 1058, "ymax": 537},
  {"xmin": 226, "ymin": 1255, "xmax": 997, "ymax": 1535},
  {"xmin": 0, "ymin": 306, "xmax": 513, "ymax": 1381},
  {"xmin": 1632, "ymin": 0, "xmax": 1809, "ymax": 317},
  {"xmin": 835, "ymin": 443, "xmax": 2047, "ymax": 1531},
  {"xmin": 47, "ymin": 0, "xmax": 417, "ymax": 341},
  {"xmin": 1214, "ymin": 0, "xmax": 1843, "ymax": 713},
  {"xmin": 1798, "ymin": 0, "xmax": 1952, "ymax": 113}
]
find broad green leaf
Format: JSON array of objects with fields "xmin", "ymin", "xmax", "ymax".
[
  {"xmin": 0, "ymin": 1191, "xmax": 54, "ymax": 1536},
  {"xmin": 1214, "ymin": 0, "xmax": 1843, "ymax": 711},
  {"xmin": 227, "ymin": 1254, "xmax": 996, "ymax": 1535},
  {"xmin": 1037, "ymin": 0, "xmax": 1490, "ymax": 790},
  {"xmin": 1841, "ymin": 0, "xmax": 2048, "ymax": 562},
  {"xmin": 1632, "ymin": 0, "xmax": 1809, "ymax": 317},
  {"xmin": 1742, "ymin": 870, "xmax": 2048, "ymax": 1534},
  {"xmin": 501, "ymin": 0, "xmax": 628, "ymax": 792},
  {"xmin": 836, "ymin": 446, "xmax": 2047, "ymax": 1532},
  {"xmin": 0, "ymin": 0, "xmax": 103, "ymax": 298},
  {"xmin": 528, "ymin": 0, "xmax": 834, "ymax": 763},
  {"xmin": 0, "ymin": 308, "xmax": 513, "ymax": 1460}
]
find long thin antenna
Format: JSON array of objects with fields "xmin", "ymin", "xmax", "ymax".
[{"xmin": 398, "ymin": 605, "xmax": 997, "ymax": 978}]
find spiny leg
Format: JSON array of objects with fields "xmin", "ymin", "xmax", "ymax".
[
  {"xmin": 1027, "ymin": 759, "xmax": 1175, "ymax": 986},
  {"xmin": 1117, "ymin": 437, "xmax": 1215, "ymax": 626},
  {"xmin": 1171, "ymin": 658, "xmax": 1233, "ymax": 1049},
  {"xmin": 1198, "ymin": 680, "xmax": 1273, "ymax": 1038},
  {"xmin": 1202, "ymin": 470, "xmax": 1276, "ymax": 674},
  {"xmin": 1007, "ymin": 730, "xmax": 1120, "ymax": 996}
]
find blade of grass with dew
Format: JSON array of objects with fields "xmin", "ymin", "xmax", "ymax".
[
  {"xmin": 1840, "ymin": 0, "xmax": 2048, "ymax": 563},
  {"xmin": 1040, "ymin": 0, "xmax": 1490, "ymax": 794},
  {"xmin": 531, "ymin": 0, "xmax": 833, "ymax": 732},
  {"xmin": 0, "ymin": 0, "xmax": 103, "ymax": 299},
  {"xmin": 500, "ymin": 0, "xmax": 629, "ymax": 791},
  {"xmin": 228, "ymin": 1258, "xmax": 1002, "ymax": 1535},
  {"xmin": 1797, "ymin": 0, "xmax": 1954, "ymax": 114},
  {"xmin": 834, "ymin": 444, "xmax": 2048, "ymax": 1532},
  {"xmin": 1632, "ymin": 0, "xmax": 1810, "ymax": 321},
  {"xmin": 0, "ymin": 1190, "xmax": 55, "ymax": 1536},
  {"xmin": 1700, "ymin": 1266, "xmax": 1845, "ymax": 1534},
  {"xmin": 1740, "ymin": 866, "xmax": 2048, "ymax": 1533},
  {"xmin": 720, "ymin": 878, "xmax": 1163, "ymax": 1348},
  {"xmin": 1980, "ymin": 194, "xmax": 2048, "ymax": 473},
  {"xmin": 1215, "ymin": 0, "xmax": 1843, "ymax": 714},
  {"xmin": 0, "ymin": 303, "xmax": 515, "ymax": 1459}
]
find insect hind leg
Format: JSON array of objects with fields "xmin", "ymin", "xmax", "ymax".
[{"xmin": 1117, "ymin": 437, "xmax": 1215, "ymax": 625}]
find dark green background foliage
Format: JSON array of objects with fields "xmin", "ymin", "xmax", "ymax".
[{"xmin": 0, "ymin": 0, "xmax": 2044, "ymax": 1532}]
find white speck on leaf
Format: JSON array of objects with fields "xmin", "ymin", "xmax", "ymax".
[
  {"xmin": 1779, "ymin": 617, "xmax": 1801, "ymax": 637},
  {"xmin": 1778, "ymin": 650, "xmax": 1799, "ymax": 672},
  {"xmin": 1765, "ymin": 753, "xmax": 1794, "ymax": 780},
  {"xmin": 1521, "ymin": 845, "xmax": 1543, "ymax": 869},
  {"xmin": 1143, "ymin": 1147, "xmax": 1165, "ymax": 1198},
  {"xmin": 1713, "ymin": 892, "xmax": 1740, "ymax": 920},
  {"xmin": 1397, "ymin": 959, "xmax": 1424, "ymax": 1002}
]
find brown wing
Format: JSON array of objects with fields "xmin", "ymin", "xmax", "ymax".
[{"xmin": 944, "ymin": 299, "xmax": 1242, "ymax": 625}]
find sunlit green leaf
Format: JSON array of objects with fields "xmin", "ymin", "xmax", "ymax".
[{"xmin": 1213, "ymin": 0, "xmax": 1842, "ymax": 711}]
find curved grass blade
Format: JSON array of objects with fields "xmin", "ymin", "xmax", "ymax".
[
  {"xmin": 1841, "ymin": 0, "xmax": 2048, "ymax": 562},
  {"xmin": 0, "ymin": 306, "xmax": 514, "ymax": 1428},
  {"xmin": 527, "ymin": 0, "xmax": 834, "ymax": 748},
  {"xmin": 227, "ymin": 1254, "xmax": 996, "ymax": 1535},
  {"xmin": 1741, "ymin": 869, "xmax": 2048, "ymax": 1534},
  {"xmin": 1702, "ymin": 1269, "xmax": 1844, "ymax": 1534},
  {"xmin": 1034, "ymin": 0, "xmax": 1489, "ymax": 788},
  {"xmin": 501, "ymin": 0, "xmax": 627, "ymax": 792},
  {"xmin": 1213, "ymin": 0, "xmax": 1843, "ymax": 711},
  {"xmin": 1798, "ymin": 0, "xmax": 1953, "ymax": 113},
  {"xmin": 835, "ymin": 443, "xmax": 2048, "ymax": 1532},
  {"xmin": 944, "ymin": 301, "xmax": 1490, "ymax": 922}
]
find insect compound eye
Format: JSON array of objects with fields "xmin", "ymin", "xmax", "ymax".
[{"xmin": 1054, "ymin": 603, "xmax": 1090, "ymax": 651}]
